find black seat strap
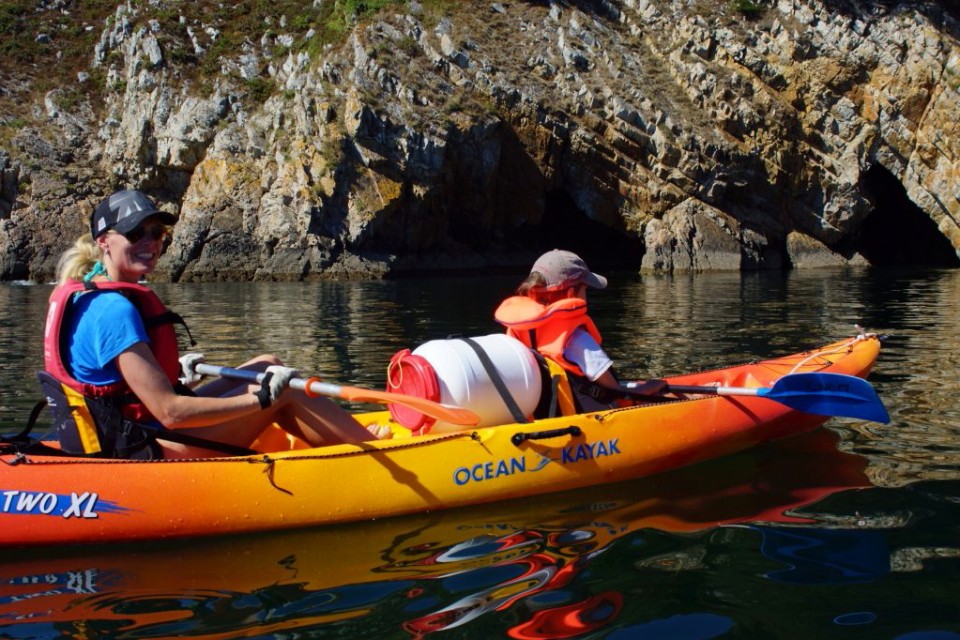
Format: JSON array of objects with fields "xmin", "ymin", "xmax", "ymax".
[{"xmin": 458, "ymin": 338, "xmax": 530, "ymax": 424}]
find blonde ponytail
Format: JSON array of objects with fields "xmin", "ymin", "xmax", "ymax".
[{"xmin": 56, "ymin": 236, "xmax": 102, "ymax": 286}]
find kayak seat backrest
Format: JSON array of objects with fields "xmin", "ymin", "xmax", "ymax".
[{"xmin": 530, "ymin": 354, "xmax": 578, "ymax": 419}]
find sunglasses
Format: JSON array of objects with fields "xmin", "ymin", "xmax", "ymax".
[{"xmin": 116, "ymin": 223, "xmax": 170, "ymax": 243}]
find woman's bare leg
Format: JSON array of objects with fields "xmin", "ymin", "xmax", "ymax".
[{"xmin": 273, "ymin": 394, "xmax": 378, "ymax": 445}]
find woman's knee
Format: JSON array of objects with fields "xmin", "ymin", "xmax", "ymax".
[{"xmin": 241, "ymin": 354, "xmax": 284, "ymax": 370}]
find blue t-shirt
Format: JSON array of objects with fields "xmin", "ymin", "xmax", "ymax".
[{"xmin": 64, "ymin": 291, "xmax": 149, "ymax": 385}]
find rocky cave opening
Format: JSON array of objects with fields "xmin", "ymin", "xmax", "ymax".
[
  {"xmin": 504, "ymin": 169, "xmax": 959, "ymax": 274},
  {"xmin": 852, "ymin": 165, "xmax": 960, "ymax": 267},
  {"xmin": 535, "ymin": 190, "xmax": 645, "ymax": 272}
]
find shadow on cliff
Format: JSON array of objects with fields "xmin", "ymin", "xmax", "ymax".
[
  {"xmin": 532, "ymin": 0, "xmax": 960, "ymax": 30},
  {"xmin": 826, "ymin": 1, "xmax": 960, "ymax": 37},
  {"xmin": 353, "ymin": 116, "xmax": 645, "ymax": 276}
]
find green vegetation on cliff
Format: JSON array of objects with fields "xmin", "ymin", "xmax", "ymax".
[{"xmin": 0, "ymin": 0, "xmax": 455, "ymax": 127}]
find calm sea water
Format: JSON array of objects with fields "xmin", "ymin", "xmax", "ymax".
[{"xmin": 1, "ymin": 268, "xmax": 958, "ymax": 638}]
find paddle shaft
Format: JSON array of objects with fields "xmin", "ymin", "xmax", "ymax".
[
  {"xmin": 623, "ymin": 381, "xmax": 763, "ymax": 397},
  {"xmin": 665, "ymin": 384, "xmax": 762, "ymax": 397},
  {"xmin": 194, "ymin": 364, "xmax": 480, "ymax": 426}
]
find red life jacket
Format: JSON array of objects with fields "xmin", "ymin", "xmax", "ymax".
[
  {"xmin": 493, "ymin": 296, "xmax": 603, "ymax": 378},
  {"xmin": 41, "ymin": 280, "xmax": 185, "ymax": 457}
]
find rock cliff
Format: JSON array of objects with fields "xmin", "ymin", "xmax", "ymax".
[{"xmin": 1, "ymin": 0, "xmax": 958, "ymax": 281}]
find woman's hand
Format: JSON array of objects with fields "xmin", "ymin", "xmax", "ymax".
[
  {"xmin": 253, "ymin": 365, "xmax": 299, "ymax": 408},
  {"xmin": 178, "ymin": 353, "xmax": 206, "ymax": 386}
]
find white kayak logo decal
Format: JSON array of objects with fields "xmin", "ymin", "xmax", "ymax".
[
  {"xmin": 1, "ymin": 490, "xmax": 126, "ymax": 519},
  {"xmin": 452, "ymin": 438, "xmax": 621, "ymax": 486}
]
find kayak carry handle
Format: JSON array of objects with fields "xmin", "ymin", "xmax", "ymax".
[{"xmin": 511, "ymin": 426, "xmax": 582, "ymax": 446}]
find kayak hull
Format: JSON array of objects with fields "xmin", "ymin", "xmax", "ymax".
[
  {"xmin": 0, "ymin": 335, "xmax": 883, "ymax": 547},
  {"xmin": 0, "ymin": 427, "xmax": 872, "ymax": 631}
]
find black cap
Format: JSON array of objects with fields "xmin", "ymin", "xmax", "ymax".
[{"xmin": 90, "ymin": 190, "xmax": 178, "ymax": 238}]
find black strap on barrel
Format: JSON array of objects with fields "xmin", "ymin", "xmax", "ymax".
[{"xmin": 458, "ymin": 337, "xmax": 530, "ymax": 424}]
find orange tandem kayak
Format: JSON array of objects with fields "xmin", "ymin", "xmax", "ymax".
[
  {"xmin": 0, "ymin": 427, "xmax": 871, "ymax": 633},
  {"xmin": 0, "ymin": 333, "xmax": 885, "ymax": 547}
]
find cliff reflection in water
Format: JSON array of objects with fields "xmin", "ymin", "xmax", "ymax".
[{"xmin": 0, "ymin": 429, "xmax": 879, "ymax": 639}]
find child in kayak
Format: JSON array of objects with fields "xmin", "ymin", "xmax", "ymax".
[
  {"xmin": 43, "ymin": 189, "xmax": 385, "ymax": 459},
  {"xmin": 495, "ymin": 249, "xmax": 665, "ymax": 413}
]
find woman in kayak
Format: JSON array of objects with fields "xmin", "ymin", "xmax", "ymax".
[
  {"xmin": 495, "ymin": 249, "xmax": 664, "ymax": 412},
  {"xmin": 43, "ymin": 189, "xmax": 384, "ymax": 459}
]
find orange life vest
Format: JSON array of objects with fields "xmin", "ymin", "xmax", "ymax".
[{"xmin": 493, "ymin": 296, "xmax": 603, "ymax": 378}]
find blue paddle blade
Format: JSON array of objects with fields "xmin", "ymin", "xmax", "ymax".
[{"xmin": 760, "ymin": 373, "xmax": 891, "ymax": 423}]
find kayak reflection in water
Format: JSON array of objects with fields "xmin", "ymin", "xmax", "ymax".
[{"xmin": 41, "ymin": 189, "xmax": 384, "ymax": 460}]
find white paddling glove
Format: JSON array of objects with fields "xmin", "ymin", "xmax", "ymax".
[
  {"xmin": 178, "ymin": 353, "xmax": 206, "ymax": 387},
  {"xmin": 254, "ymin": 365, "xmax": 299, "ymax": 409}
]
